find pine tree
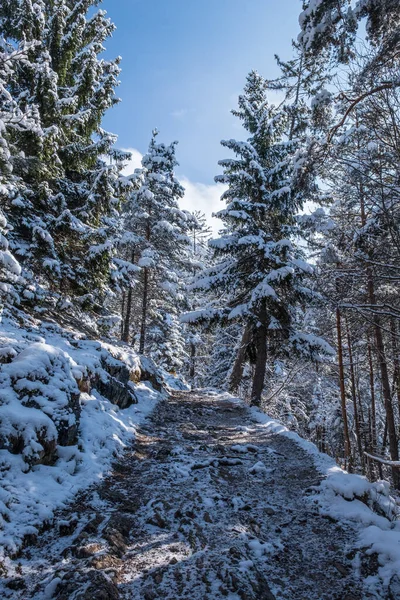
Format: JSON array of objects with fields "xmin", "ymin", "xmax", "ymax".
[
  {"xmin": 117, "ymin": 131, "xmax": 192, "ymax": 370},
  {"xmin": 190, "ymin": 71, "xmax": 329, "ymax": 406},
  {"xmin": 0, "ymin": 38, "xmax": 40, "ymax": 311},
  {"xmin": 299, "ymin": 0, "xmax": 400, "ymax": 63},
  {"xmin": 0, "ymin": 0, "xmax": 130, "ymax": 304}
]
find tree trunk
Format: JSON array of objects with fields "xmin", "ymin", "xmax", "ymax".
[
  {"xmin": 122, "ymin": 249, "xmax": 136, "ymax": 344},
  {"xmin": 120, "ymin": 292, "xmax": 126, "ymax": 340},
  {"xmin": 345, "ymin": 318, "xmax": 364, "ymax": 470},
  {"xmin": 250, "ymin": 303, "xmax": 267, "ymax": 407},
  {"xmin": 122, "ymin": 287, "xmax": 133, "ymax": 343},
  {"xmin": 367, "ymin": 335, "xmax": 377, "ymax": 452},
  {"xmin": 336, "ymin": 308, "xmax": 352, "ymax": 461},
  {"xmin": 229, "ymin": 324, "xmax": 252, "ymax": 393},
  {"xmin": 390, "ymin": 318, "xmax": 400, "ymax": 426},
  {"xmin": 190, "ymin": 343, "xmax": 196, "ymax": 380},
  {"xmin": 139, "ymin": 268, "xmax": 149, "ymax": 355}
]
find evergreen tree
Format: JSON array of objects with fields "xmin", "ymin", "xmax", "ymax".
[
  {"xmin": 0, "ymin": 0, "xmax": 130, "ymax": 304},
  {"xmin": 190, "ymin": 71, "xmax": 329, "ymax": 406},
  {"xmin": 118, "ymin": 131, "xmax": 192, "ymax": 370},
  {"xmin": 0, "ymin": 38, "xmax": 40, "ymax": 311},
  {"xmin": 299, "ymin": 0, "xmax": 400, "ymax": 63}
]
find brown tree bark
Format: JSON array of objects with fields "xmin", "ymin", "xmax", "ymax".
[
  {"xmin": 345, "ymin": 318, "xmax": 364, "ymax": 470},
  {"xmin": 336, "ymin": 308, "xmax": 352, "ymax": 461},
  {"xmin": 367, "ymin": 335, "xmax": 377, "ymax": 452},
  {"xmin": 122, "ymin": 288, "xmax": 133, "ymax": 343},
  {"xmin": 190, "ymin": 343, "xmax": 196, "ymax": 380},
  {"xmin": 390, "ymin": 318, "xmax": 400, "ymax": 423},
  {"xmin": 122, "ymin": 250, "xmax": 136, "ymax": 344},
  {"xmin": 139, "ymin": 267, "xmax": 149, "ymax": 355},
  {"xmin": 367, "ymin": 276, "xmax": 399, "ymax": 486},
  {"xmin": 250, "ymin": 302, "xmax": 267, "ymax": 407},
  {"xmin": 120, "ymin": 292, "xmax": 126, "ymax": 340},
  {"xmin": 228, "ymin": 324, "xmax": 252, "ymax": 393}
]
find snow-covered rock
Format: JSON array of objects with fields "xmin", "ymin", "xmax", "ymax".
[{"xmin": 0, "ymin": 310, "xmax": 168, "ymax": 555}]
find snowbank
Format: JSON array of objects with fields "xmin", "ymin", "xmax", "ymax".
[
  {"xmin": 0, "ymin": 312, "xmax": 165, "ymax": 556},
  {"xmin": 250, "ymin": 405, "xmax": 400, "ymax": 592}
]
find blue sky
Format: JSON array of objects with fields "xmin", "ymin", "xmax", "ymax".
[{"xmin": 101, "ymin": 0, "xmax": 303, "ymax": 229}]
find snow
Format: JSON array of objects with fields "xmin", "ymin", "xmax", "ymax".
[
  {"xmin": 249, "ymin": 404, "xmax": 400, "ymax": 592},
  {"xmin": 0, "ymin": 313, "xmax": 164, "ymax": 557}
]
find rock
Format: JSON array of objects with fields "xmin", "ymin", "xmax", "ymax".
[
  {"xmin": 74, "ymin": 542, "xmax": 104, "ymax": 559},
  {"xmin": 94, "ymin": 353, "xmax": 165, "ymax": 410},
  {"xmin": 333, "ymin": 562, "xmax": 349, "ymax": 577},
  {"xmin": 139, "ymin": 356, "xmax": 165, "ymax": 392},
  {"xmin": 100, "ymin": 513, "xmax": 133, "ymax": 557},
  {"xmin": 103, "ymin": 528, "xmax": 128, "ymax": 557},
  {"xmin": 146, "ymin": 511, "xmax": 167, "ymax": 529},
  {"xmin": 143, "ymin": 587, "xmax": 157, "ymax": 600},
  {"xmin": 59, "ymin": 519, "xmax": 78, "ymax": 537},
  {"xmin": 55, "ymin": 570, "xmax": 119, "ymax": 600},
  {"xmin": 82, "ymin": 513, "xmax": 104, "ymax": 535},
  {"xmin": 152, "ymin": 570, "xmax": 164, "ymax": 584},
  {"xmin": 5, "ymin": 578, "xmax": 26, "ymax": 590},
  {"xmin": 91, "ymin": 554, "xmax": 123, "ymax": 571},
  {"xmin": 95, "ymin": 374, "xmax": 137, "ymax": 410}
]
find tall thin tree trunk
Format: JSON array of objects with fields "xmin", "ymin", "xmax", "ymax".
[
  {"xmin": 336, "ymin": 308, "xmax": 352, "ymax": 461},
  {"xmin": 390, "ymin": 318, "xmax": 400, "ymax": 426},
  {"xmin": 190, "ymin": 343, "xmax": 196, "ymax": 380},
  {"xmin": 122, "ymin": 287, "xmax": 133, "ymax": 343},
  {"xmin": 229, "ymin": 324, "xmax": 252, "ymax": 393},
  {"xmin": 367, "ymin": 335, "xmax": 377, "ymax": 452},
  {"xmin": 120, "ymin": 292, "xmax": 126, "ymax": 340},
  {"xmin": 139, "ymin": 268, "xmax": 149, "ymax": 355},
  {"xmin": 250, "ymin": 302, "xmax": 267, "ymax": 407},
  {"xmin": 122, "ymin": 249, "xmax": 136, "ymax": 343},
  {"xmin": 345, "ymin": 318, "xmax": 364, "ymax": 470}
]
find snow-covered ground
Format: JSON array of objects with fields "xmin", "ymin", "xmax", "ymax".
[
  {"xmin": 1, "ymin": 389, "xmax": 397, "ymax": 599},
  {"xmin": 251, "ymin": 405, "xmax": 400, "ymax": 595},
  {"xmin": 0, "ymin": 311, "xmax": 167, "ymax": 558}
]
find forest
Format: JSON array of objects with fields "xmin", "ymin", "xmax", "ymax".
[{"xmin": 1, "ymin": 1, "xmax": 400, "ymax": 599}]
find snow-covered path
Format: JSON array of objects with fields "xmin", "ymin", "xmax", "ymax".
[{"xmin": 2, "ymin": 392, "xmax": 384, "ymax": 599}]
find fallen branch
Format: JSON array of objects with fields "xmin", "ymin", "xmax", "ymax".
[{"xmin": 364, "ymin": 452, "xmax": 400, "ymax": 468}]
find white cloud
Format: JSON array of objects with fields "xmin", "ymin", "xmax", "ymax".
[
  {"xmin": 121, "ymin": 147, "xmax": 143, "ymax": 176},
  {"xmin": 180, "ymin": 177, "xmax": 225, "ymax": 236},
  {"xmin": 118, "ymin": 148, "xmax": 225, "ymax": 237}
]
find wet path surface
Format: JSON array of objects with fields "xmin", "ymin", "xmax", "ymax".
[{"xmin": 2, "ymin": 392, "xmax": 382, "ymax": 599}]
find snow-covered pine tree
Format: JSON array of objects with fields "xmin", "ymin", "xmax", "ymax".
[
  {"xmin": 190, "ymin": 71, "xmax": 329, "ymax": 406},
  {"xmin": 184, "ymin": 210, "xmax": 212, "ymax": 383},
  {"xmin": 0, "ymin": 37, "xmax": 40, "ymax": 312},
  {"xmin": 299, "ymin": 0, "xmax": 400, "ymax": 64},
  {"xmin": 0, "ymin": 0, "xmax": 130, "ymax": 305},
  {"xmin": 118, "ymin": 131, "xmax": 192, "ymax": 371}
]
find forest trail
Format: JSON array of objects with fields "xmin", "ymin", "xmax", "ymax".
[{"xmin": 2, "ymin": 392, "xmax": 375, "ymax": 600}]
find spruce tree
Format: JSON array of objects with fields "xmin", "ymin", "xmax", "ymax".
[
  {"xmin": 0, "ymin": 0, "xmax": 130, "ymax": 304},
  {"xmin": 118, "ymin": 131, "xmax": 192, "ymax": 370},
  {"xmin": 191, "ymin": 71, "xmax": 328, "ymax": 406},
  {"xmin": 0, "ymin": 38, "xmax": 39, "ymax": 311}
]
